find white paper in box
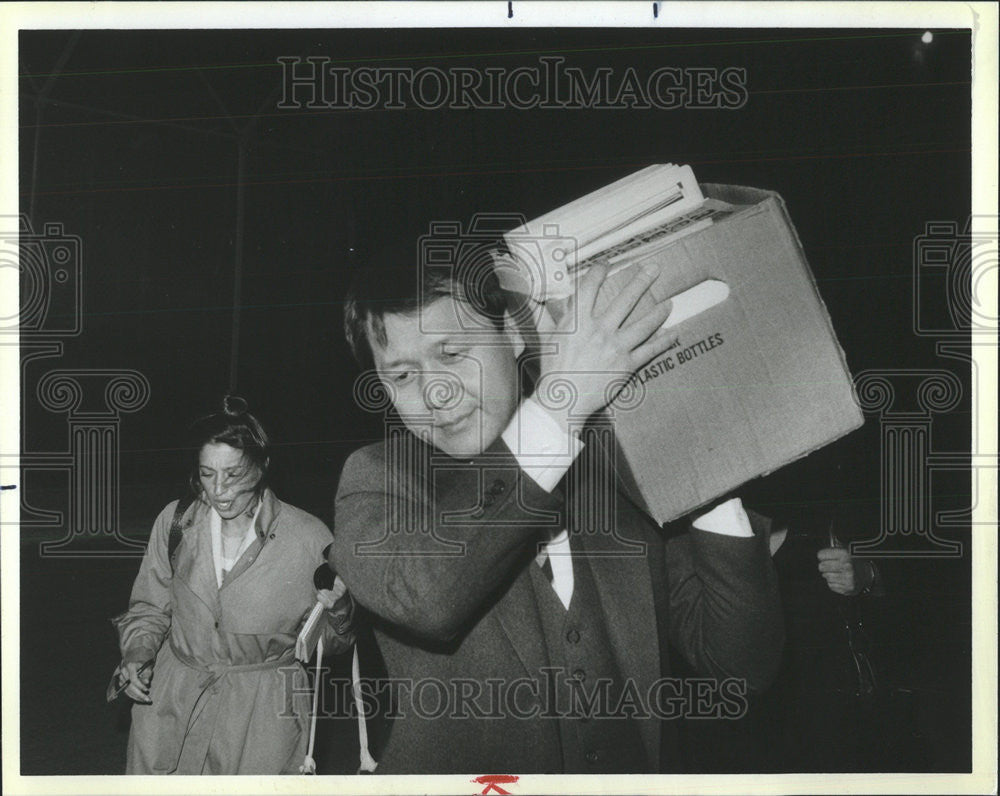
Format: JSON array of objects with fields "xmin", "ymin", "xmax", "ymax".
[{"xmin": 506, "ymin": 183, "xmax": 865, "ymax": 524}]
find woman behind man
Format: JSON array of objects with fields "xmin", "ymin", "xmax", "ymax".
[{"xmin": 112, "ymin": 396, "xmax": 354, "ymax": 774}]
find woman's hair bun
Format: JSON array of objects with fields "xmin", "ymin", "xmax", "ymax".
[{"xmin": 222, "ymin": 394, "xmax": 249, "ymax": 416}]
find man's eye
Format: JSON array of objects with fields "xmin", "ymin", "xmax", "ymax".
[
  {"xmin": 227, "ymin": 469, "xmax": 246, "ymax": 479},
  {"xmin": 392, "ymin": 371, "xmax": 412, "ymax": 384}
]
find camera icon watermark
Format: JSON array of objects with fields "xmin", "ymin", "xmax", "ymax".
[
  {"xmin": 849, "ymin": 216, "xmax": 998, "ymax": 559},
  {"xmin": 417, "ymin": 214, "xmax": 579, "ymax": 336},
  {"xmin": 3, "ymin": 215, "xmax": 155, "ymax": 558},
  {"xmin": 912, "ymin": 217, "xmax": 997, "ymax": 337},
  {"xmin": 1, "ymin": 215, "xmax": 82, "ymax": 338},
  {"xmin": 501, "ymin": 221, "xmax": 578, "ymax": 303}
]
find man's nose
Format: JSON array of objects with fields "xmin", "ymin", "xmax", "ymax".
[
  {"xmin": 421, "ymin": 373, "xmax": 463, "ymax": 411},
  {"xmin": 212, "ymin": 476, "xmax": 226, "ymax": 496}
]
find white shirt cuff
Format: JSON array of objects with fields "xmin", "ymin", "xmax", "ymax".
[
  {"xmin": 501, "ymin": 397, "xmax": 584, "ymax": 492},
  {"xmin": 691, "ymin": 496, "xmax": 754, "ymax": 538}
]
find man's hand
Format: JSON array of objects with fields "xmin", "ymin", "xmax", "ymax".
[
  {"xmin": 535, "ymin": 262, "xmax": 674, "ymax": 432},
  {"xmin": 817, "ymin": 547, "xmax": 875, "ymax": 596},
  {"xmin": 121, "ymin": 660, "xmax": 153, "ymax": 703}
]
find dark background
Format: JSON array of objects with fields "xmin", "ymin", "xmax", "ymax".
[{"xmin": 17, "ymin": 27, "xmax": 972, "ymax": 774}]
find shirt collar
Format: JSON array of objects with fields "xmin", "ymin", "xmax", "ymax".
[{"xmin": 535, "ymin": 528, "xmax": 570, "ymax": 567}]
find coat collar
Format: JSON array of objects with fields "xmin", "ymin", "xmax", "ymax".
[
  {"xmin": 219, "ymin": 488, "xmax": 282, "ymax": 587},
  {"xmin": 176, "ymin": 488, "xmax": 284, "ymax": 603},
  {"xmin": 184, "ymin": 487, "xmax": 282, "ymax": 539},
  {"xmin": 253, "ymin": 487, "xmax": 282, "ymax": 540}
]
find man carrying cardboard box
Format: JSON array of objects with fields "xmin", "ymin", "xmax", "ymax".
[{"xmin": 328, "ymin": 248, "xmax": 784, "ymax": 774}]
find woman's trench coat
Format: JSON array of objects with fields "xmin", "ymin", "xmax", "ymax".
[{"xmin": 112, "ymin": 489, "xmax": 354, "ymax": 774}]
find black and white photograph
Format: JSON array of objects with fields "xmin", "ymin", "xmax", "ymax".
[{"xmin": 1, "ymin": 3, "xmax": 996, "ymax": 794}]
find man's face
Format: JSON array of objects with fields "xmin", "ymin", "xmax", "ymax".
[{"xmin": 372, "ymin": 295, "xmax": 524, "ymax": 457}]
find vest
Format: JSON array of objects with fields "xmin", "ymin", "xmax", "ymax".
[{"xmin": 528, "ymin": 551, "xmax": 650, "ymax": 773}]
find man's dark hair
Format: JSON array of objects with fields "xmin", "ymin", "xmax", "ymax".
[{"xmin": 343, "ymin": 242, "xmax": 509, "ymax": 371}]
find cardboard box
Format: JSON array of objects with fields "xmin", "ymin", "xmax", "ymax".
[{"xmin": 510, "ymin": 183, "xmax": 865, "ymax": 524}]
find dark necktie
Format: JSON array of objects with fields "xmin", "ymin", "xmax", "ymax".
[{"xmin": 540, "ymin": 555, "xmax": 554, "ymax": 583}]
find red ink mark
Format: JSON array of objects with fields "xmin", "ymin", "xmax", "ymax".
[{"xmin": 472, "ymin": 774, "xmax": 519, "ymax": 794}]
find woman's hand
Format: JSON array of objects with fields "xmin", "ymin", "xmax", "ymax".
[
  {"xmin": 316, "ymin": 575, "xmax": 353, "ymax": 635},
  {"xmin": 121, "ymin": 660, "xmax": 153, "ymax": 703}
]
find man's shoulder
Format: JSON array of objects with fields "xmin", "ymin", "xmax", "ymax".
[
  {"xmin": 338, "ymin": 436, "xmax": 428, "ymax": 492},
  {"xmin": 343, "ymin": 439, "xmax": 388, "ymax": 472}
]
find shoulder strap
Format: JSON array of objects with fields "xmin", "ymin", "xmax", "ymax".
[{"xmin": 167, "ymin": 494, "xmax": 195, "ymax": 574}]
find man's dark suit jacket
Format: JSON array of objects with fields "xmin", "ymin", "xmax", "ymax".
[{"xmin": 331, "ymin": 430, "xmax": 783, "ymax": 774}]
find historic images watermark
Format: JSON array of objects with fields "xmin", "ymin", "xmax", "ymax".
[
  {"xmin": 851, "ymin": 216, "xmax": 998, "ymax": 558},
  {"xmin": 417, "ymin": 214, "xmax": 565, "ymax": 336},
  {"xmin": 1, "ymin": 215, "xmax": 82, "ymax": 339},
  {"xmin": 2, "ymin": 214, "xmax": 151, "ymax": 558},
  {"xmin": 277, "ymin": 56, "xmax": 748, "ymax": 111},
  {"xmin": 278, "ymin": 667, "xmax": 750, "ymax": 722}
]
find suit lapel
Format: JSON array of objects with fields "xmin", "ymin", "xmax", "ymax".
[
  {"xmin": 492, "ymin": 562, "xmax": 550, "ymax": 679},
  {"xmin": 467, "ymin": 421, "xmax": 662, "ymax": 767},
  {"xmin": 573, "ymin": 426, "xmax": 662, "ymax": 770},
  {"xmin": 582, "ymin": 528, "xmax": 660, "ymax": 770}
]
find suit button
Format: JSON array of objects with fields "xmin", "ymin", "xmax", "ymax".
[
  {"xmin": 566, "ymin": 629, "xmax": 581, "ymax": 644},
  {"xmin": 269, "ymin": 533, "xmax": 276, "ymax": 539},
  {"xmin": 573, "ymin": 668, "xmax": 586, "ymax": 682},
  {"xmin": 585, "ymin": 750, "xmax": 599, "ymax": 764}
]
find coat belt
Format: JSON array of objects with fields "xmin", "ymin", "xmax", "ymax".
[{"xmin": 168, "ymin": 637, "xmax": 297, "ymax": 690}]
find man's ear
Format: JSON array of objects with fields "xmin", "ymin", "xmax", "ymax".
[{"xmin": 503, "ymin": 310, "xmax": 526, "ymax": 358}]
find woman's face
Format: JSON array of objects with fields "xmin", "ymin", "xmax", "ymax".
[{"xmin": 198, "ymin": 442, "xmax": 261, "ymax": 520}]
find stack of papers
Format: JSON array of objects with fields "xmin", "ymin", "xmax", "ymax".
[{"xmin": 496, "ymin": 165, "xmax": 739, "ymax": 300}]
